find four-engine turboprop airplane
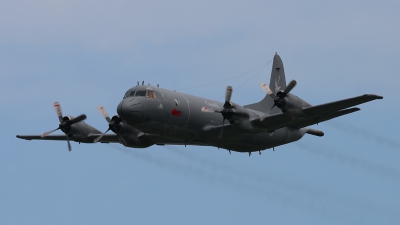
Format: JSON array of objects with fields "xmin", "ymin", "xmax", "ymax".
[{"xmin": 17, "ymin": 53, "xmax": 383, "ymax": 155}]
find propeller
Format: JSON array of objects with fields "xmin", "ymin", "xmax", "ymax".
[
  {"xmin": 201, "ymin": 86, "xmax": 248, "ymax": 138},
  {"xmin": 41, "ymin": 102, "xmax": 87, "ymax": 151},
  {"xmin": 260, "ymin": 80, "xmax": 297, "ymax": 110},
  {"xmin": 94, "ymin": 106, "xmax": 123, "ymax": 143},
  {"xmin": 224, "ymin": 86, "xmax": 233, "ymax": 108},
  {"xmin": 277, "ymin": 80, "xmax": 297, "ymax": 98}
]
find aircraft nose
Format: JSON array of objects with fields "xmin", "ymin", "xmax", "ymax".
[{"xmin": 117, "ymin": 98, "xmax": 144, "ymax": 125}]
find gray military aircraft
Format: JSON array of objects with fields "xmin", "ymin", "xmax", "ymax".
[{"xmin": 17, "ymin": 53, "xmax": 383, "ymax": 155}]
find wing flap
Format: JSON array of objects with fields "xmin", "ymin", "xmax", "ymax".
[
  {"xmin": 251, "ymin": 107, "xmax": 361, "ymax": 132},
  {"xmin": 289, "ymin": 108, "xmax": 360, "ymax": 129},
  {"xmin": 87, "ymin": 134, "xmax": 120, "ymax": 143},
  {"xmin": 259, "ymin": 113, "xmax": 292, "ymax": 132}
]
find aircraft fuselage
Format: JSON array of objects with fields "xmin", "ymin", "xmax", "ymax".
[{"xmin": 116, "ymin": 85, "xmax": 306, "ymax": 152}]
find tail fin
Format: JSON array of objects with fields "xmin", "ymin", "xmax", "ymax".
[
  {"xmin": 244, "ymin": 53, "xmax": 287, "ymax": 113},
  {"xmin": 269, "ymin": 53, "xmax": 286, "ymax": 94}
]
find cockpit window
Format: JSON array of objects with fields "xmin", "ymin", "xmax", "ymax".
[
  {"xmin": 124, "ymin": 89, "xmax": 159, "ymax": 99},
  {"xmin": 135, "ymin": 90, "xmax": 147, "ymax": 96},
  {"xmin": 123, "ymin": 90, "xmax": 130, "ymax": 99},
  {"xmin": 146, "ymin": 90, "xmax": 157, "ymax": 99}
]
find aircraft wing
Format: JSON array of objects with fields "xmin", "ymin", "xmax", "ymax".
[
  {"xmin": 16, "ymin": 134, "xmax": 208, "ymax": 146},
  {"xmin": 302, "ymin": 94, "xmax": 382, "ymax": 115},
  {"xmin": 252, "ymin": 94, "xmax": 382, "ymax": 132},
  {"xmin": 17, "ymin": 135, "xmax": 69, "ymax": 141},
  {"xmin": 253, "ymin": 113, "xmax": 291, "ymax": 132},
  {"xmin": 16, "ymin": 134, "xmax": 121, "ymax": 143},
  {"xmin": 90, "ymin": 134, "xmax": 209, "ymax": 146}
]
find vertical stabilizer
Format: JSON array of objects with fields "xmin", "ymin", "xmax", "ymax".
[
  {"xmin": 244, "ymin": 53, "xmax": 287, "ymax": 113},
  {"xmin": 269, "ymin": 53, "xmax": 286, "ymax": 94}
]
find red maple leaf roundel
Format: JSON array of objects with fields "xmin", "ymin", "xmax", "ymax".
[{"xmin": 171, "ymin": 108, "xmax": 183, "ymax": 116}]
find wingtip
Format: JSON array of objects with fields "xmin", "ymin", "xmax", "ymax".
[
  {"xmin": 363, "ymin": 94, "xmax": 383, "ymax": 99},
  {"xmin": 16, "ymin": 135, "xmax": 33, "ymax": 140}
]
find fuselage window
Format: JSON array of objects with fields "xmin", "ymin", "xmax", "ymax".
[
  {"xmin": 129, "ymin": 91, "xmax": 136, "ymax": 96},
  {"xmin": 147, "ymin": 90, "xmax": 157, "ymax": 99},
  {"xmin": 135, "ymin": 90, "xmax": 147, "ymax": 96}
]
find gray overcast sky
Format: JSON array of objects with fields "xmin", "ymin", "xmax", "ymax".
[{"xmin": 1, "ymin": 1, "xmax": 400, "ymax": 224}]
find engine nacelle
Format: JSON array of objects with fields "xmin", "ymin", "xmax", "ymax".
[
  {"xmin": 66, "ymin": 118, "xmax": 104, "ymax": 143},
  {"xmin": 226, "ymin": 103, "xmax": 263, "ymax": 135},
  {"xmin": 105, "ymin": 116, "xmax": 154, "ymax": 148},
  {"xmin": 117, "ymin": 123, "xmax": 154, "ymax": 148}
]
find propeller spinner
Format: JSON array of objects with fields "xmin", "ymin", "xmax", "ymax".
[
  {"xmin": 201, "ymin": 86, "xmax": 248, "ymax": 138},
  {"xmin": 94, "ymin": 106, "xmax": 123, "ymax": 143},
  {"xmin": 41, "ymin": 102, "xmax": 87, "ymax": 151}
]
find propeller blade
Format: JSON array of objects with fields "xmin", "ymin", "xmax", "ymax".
[
  {"xmin": 260, "ymin": 83, "xmax": 277, "ymax": 100},
  {"xmin": 41, "ymin": 127, "xmax": 60, "ymax": 138},
  {"xmin": 225, "ymin": 86, "xmax": 233, "ymax": 104},
  {"xmin": 94, "ymin": 128, "xmax": 111, "ymax": 143},
  {"xmin": 201, "ymin": 106, "xmax": 221, "ymax": 113},
  {"xmin": 282, "ymin": 80, "xmax": 297, "ymax": 96},
  {"xmin": 54, "ymin": 102, "xmax": 63, "ymax": 122},
  {"xmin": 66, "ymin": 134, "xmax": 72, "ymax": 151},
  {"xmin": 68, "ymin": 114, "xmax": 87, "ymax": 125},
  {"xmin": 260, "ymin": 83, "xmax": 273, "ymax": 95},
  {"xmin": 98, "ymin": 106, "xmax": 111, "ymax": 123}
]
